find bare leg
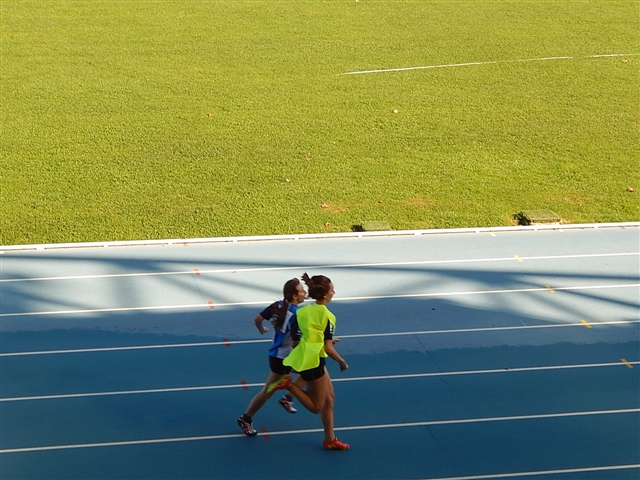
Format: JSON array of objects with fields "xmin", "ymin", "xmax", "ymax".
[
  {"xmin": 317, "ymin": 370, "xmax": 336, "ymax": 442},
  {"xmin": 292, "ymin": 375, "xmax": 306, "ymax": 391},
  {"xmin": 287, "ymin": 378, "xmax": 320, "ymax": 413},
  {"xmin": 287, "ymin": 368, "xmax": 336, "ymax": 441},
  {"xmin": 244, "ymin": 371, "xmax": 282, "ymax": 417}
]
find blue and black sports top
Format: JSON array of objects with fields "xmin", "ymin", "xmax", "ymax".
[{"xmin": 259, "ymin": 301, "xmax": 299, "ymax": 359}]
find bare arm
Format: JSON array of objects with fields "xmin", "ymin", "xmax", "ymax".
[
  {"xmin": 324, "ymin": 339, "xmax": 348, "ymax": 371},
  {"xmin": 254, "ymin": 314, "xmax": 268, "ymax": 335}
]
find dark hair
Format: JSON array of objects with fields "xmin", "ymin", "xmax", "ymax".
[
  {"xmin": 273, "ymin": 278, "xmax": 301, "ymax": 330},
  {"xmin": 301, "ymin": 272, "xmax": 332, "ymax": 301},
  {"xmin": 283, "ymin": 278, "xmax": 301, "ymax": 302}
]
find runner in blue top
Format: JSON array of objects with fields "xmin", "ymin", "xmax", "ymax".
[{"xmin": 236, "ymin": 278, "xmax": 307, "ymax": 436}]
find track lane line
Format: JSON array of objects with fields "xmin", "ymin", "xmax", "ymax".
[
  {"xmin": 420, "ymin": 463, "xmax": 640, "ymax": 480},
  {"xmin": 2, "ymin": 360, "xmax": 637, "ymax": 402},
  {"xmin": 1, "ymin": 252, "xmax": 637, "ymax": 283},
  {"xmin": 1, "ymin": 408, "xmax": 638, "ymax": 453},
  {"xmin": 2, "ymin": 319, "xmax": 638, "ymax": 357},
  {"xmin": 1, "ymin": 283, "xmax": 638, "ymax": 318}
]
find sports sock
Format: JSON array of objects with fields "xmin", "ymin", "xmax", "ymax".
[{"xmin": 242, "ymin": 414, "xmax": 252, "ymax": 423}]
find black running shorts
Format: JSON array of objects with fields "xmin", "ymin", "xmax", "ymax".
[
  {"xmin": 269, "ymin": 356, "xmax": 292, "ymax": 375},
  {"xmin": 299, "ymin": 357, "xmax": 326, "ymax": 381}
]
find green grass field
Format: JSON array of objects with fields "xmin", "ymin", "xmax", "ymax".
[{"xmin": 1, "ymin": 0, "xmax": 638, "ymax": 245}]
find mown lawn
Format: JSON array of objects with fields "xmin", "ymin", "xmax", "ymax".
[{"xmin": 1, "ymin": 0, "xmax": 638, "ymax": 245}]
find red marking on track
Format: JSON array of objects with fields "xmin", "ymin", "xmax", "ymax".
[
  {"xmin": 223, "ymin": 337, "xmax": 230, "ymax": 347},
  {"xmin": 207, "ymin": 301, "xmax": 215, "ymax": 309},
  {"xmin": 260, "ymin": 428, "xmax": 270, "ymax": 440},
  {"xmin": 240, "ymin": 380, "xmax": 248, "ymax": 391},
  {"xmin": 194, "ymin": 268, "xmax": 200, "ymax": 276}
]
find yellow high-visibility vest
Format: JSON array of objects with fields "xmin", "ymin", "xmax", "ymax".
[{"xmin": 283, "ymin": 303, "xmax": 336, "ymax": 372}]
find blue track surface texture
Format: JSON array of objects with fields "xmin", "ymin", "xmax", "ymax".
[{"xmin": 1, "ymin": 225, "xmax": 639, "ymax": 479}]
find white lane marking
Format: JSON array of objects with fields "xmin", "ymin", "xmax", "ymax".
[
  {"xmin": 340, "ymin": 53, "xmax": 640, "ymax": 75},
  {"xmin": 2, "ymin": 360, "xmax": 637, "ymax": 402},
  {"xmin": 336, "ymin": 283, "xmax": 640, "ymax": 303},
  {"xmin": 421, "ymin": 464, "xmax": 640, "ymax": 480},
  {"xmin": 1, "ymin": 283, "xmax": 638, "ymax": 318},
  {"xmin": 0, "ymin": 382, "xmax": 251, "ymax": 402},
  {"xmin": 1, "ymin": 252, "xmax": 637, "ymax": 283},
  {"xmin": 1, "ymin": 408, "xmax": 638, "ymax": 453},
  {"xmin": 0, "ymin": 339, "xmax": 270, "ymax": 357},
  {"xmin": 0, "ymin": 301, "xmax": 263, "ymax": 318},
  {"xmin": 343, "ymin": 320, "xmax": 639, "ymax": 340},
  {"xmin": 2, "ymin": 320, "xmax": 637, "ymax": 357}
]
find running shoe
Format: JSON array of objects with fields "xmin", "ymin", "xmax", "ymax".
[
  {"xmin": 278, "ymin": 396, "xmax": 297, "ymax": 414},
  {"xmin": 323, "ymin": 437, "xmax": 350, "ymax": 450},
  {"xmin": 266, "ymin": 374, "xmax": 291, "ymax": 394},
  {"xmin": 236, "ymin": 416, "xmax": 257, "ymax": 436}
]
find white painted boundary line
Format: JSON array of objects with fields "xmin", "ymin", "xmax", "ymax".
[
  {"xmin": 422, "ymin": 464, "xmax": 640, "ymax": 480},
  {"xmin": 2, "ymin": 360, "xmax": 637, "ymax": 402},
  {"xmin": 2, "ymin": 251, "xmax": 637, "ymax": 284},
  {"xmin": 2, "ymin": 319, "xmax": 637, "ymax": 357},
  {"xmin": 1, "ymin": 222, "xmax": 638, "ymax": 252},
  {"xmin": 339, "ymin": 53, "xmax": 640, "ymax": 75},
  {"xmin": 2, "ymin": 282, "xmax": 637, "ymax": 318},
  {"xmin": 1, "ymin": 408, "xmax": 638, "ymax": 453}
]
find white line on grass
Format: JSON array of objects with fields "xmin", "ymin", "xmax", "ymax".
[
  {"xmin": 2, "ymin": 282, "xmax": 637, "ymax": 318},
  {"xmin": 340, "ymin": 53, "xmax": 640, "ymax": 75},
  {"xmin": 1, "ymin": 408, "xmax": 637, "ymax": 453},
  {"xmin": 1, "ymin": 252, "xmax": 636, "ymax": 283},
  {"xmin": 2, "ymin": 360, "xmax": 637, "ymax": 402},
  {"xmin": 1, "ymin": 319, "xmax": 637, "ymax": 357}
]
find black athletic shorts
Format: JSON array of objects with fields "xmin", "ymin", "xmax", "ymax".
[
  {"xmin": 299, "ymin": 357, "xmax": 326, "ymax": 382},
  {"xmin": 269, "ymin": 356, "xmax": 292, "ymax": 375}
]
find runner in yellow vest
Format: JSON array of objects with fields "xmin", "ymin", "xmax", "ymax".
[
  {"xmin": 267, "ymin": 272, "xmax": 350, "ymax": 450},
  {"xmin": 283, "ymin": 302, "xmax": 336, "ymax": 372}
]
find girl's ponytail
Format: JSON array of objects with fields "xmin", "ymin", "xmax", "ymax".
[
  {"xmin": 272, "ymin": 278, "xmax": 301, "ymax": 330},
  {"xmin": 272, "ymin": 300, "xmax": 289, "ymax": 330},
  {"xmin": 301, "ymin": 272, "xmax": 332, "ymax": 301}
]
